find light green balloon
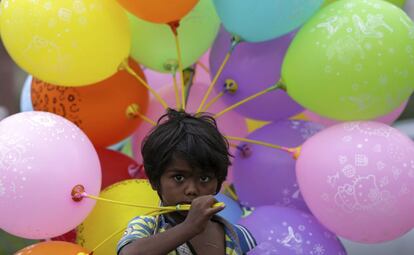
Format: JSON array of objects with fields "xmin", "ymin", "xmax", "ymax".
[
  {"xmin": 282, "ymin": 0, "xmax": 414, "ymax": 120},
  {"xmin": 323, "ymin": 0, "xmax": 406, "ymax": 8},
  {"xmin": 129, "ymin": 0, "xmax": 220, "ymax": 73}
]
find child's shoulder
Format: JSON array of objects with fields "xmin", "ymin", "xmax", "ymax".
[
  {"xmin": 232, "ymin": 224, "xmax": 257, "ymax": 253},
  {"xmin": 127, "ymin": 215, "xmax": 159, "ymax": 229}
]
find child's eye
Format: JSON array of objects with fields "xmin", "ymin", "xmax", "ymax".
[
  {"xmin": 200, "ymin": 176, "xmax": 211, "ymax": 183},
  {"xmin": 173, "ymin": 175, "xmax": 184, "ymax": 182}
]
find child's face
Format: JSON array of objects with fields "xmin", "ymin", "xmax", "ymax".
[{"xmin": 158, "ymin": 157, "xmax": 218, "ymax": 206}]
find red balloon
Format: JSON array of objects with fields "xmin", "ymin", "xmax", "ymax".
[{"xmin": 96, "ymin": 148, "xmax": 147, "ymax": 189}]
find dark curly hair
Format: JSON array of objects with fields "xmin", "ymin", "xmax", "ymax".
[{"xmin": 141, "ymin": 108, "xmax": 231, "ymax": 193}]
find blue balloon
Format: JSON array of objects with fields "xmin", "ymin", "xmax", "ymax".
[
  {"xmin": 20, "ymin": 75, "xmax": 33, "ymax": 112},
  {"xmin": 215, "ymin": 193, "xmax": 243, "ymax": 224},
  {"xmin": 212, "ymin": 0, "xmax": 323, "ymax": 42}
]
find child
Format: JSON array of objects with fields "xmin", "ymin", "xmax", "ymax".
[{"xmin": 117, "ymin": 108, "xmax": 256, "ymax": 255}]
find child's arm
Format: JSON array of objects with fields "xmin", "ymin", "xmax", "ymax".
[{"xmin": 119, "ymin": 195, "xmax": 224, "ymax": 255}]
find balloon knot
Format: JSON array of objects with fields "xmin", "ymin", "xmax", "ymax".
[
  {"xmin": 168, "ymin": 20, "xmax": 180, "ymax": 36},
  {"xmin": 128, "ymin": 163, "xmax": 145, "ymax": 178},
  {"xmin": 126, "ymin": 103, "xmax": 140, "ymax": 119},
  {"xmin": 287, "ymin": 146, "xmax": 301, "ymax": 160},
  {"xmin": 237, "ymin": 144, "xmax": 252, "ymax": 158},
  {"xmin": 224, "ymin": 79, "xmax": 238, "ymax": 94},
  {"xmin": 71, "ymin": 184, "xmax": 86, "ymax": 202}
]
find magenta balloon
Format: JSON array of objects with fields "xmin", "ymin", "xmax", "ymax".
[
  {"xmin": 0, "ymin": 111, "xmax": 101, "ymax": 239},
  {"xmin": 209, "ymin": 28, "xmax": 303, "ymax": 121},
  {"xmin": 304, "ymin": 100, "xmax": 409, "ymax": 127},
  {"xmin": 297, "ymin": 121, "xmax": 414, "ymax": 243},
  {"xmin": 239, "ymin": 206, "xmax": 346, "ymax": 255},
  {"xmin": 233, "ymin": 120, "xmax": 323, "ymax": 212}
]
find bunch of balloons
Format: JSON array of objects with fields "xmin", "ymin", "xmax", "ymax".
[{"xmin": 2, "ymin": 0, "xmax": 414, "ymax": 254}]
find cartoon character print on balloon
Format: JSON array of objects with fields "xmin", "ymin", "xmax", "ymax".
[
  {"xmin": 322, "ymin": 122, "xmax": 411, "ymax": 216},
  {"xmin": 31, "ymin": 78, "xmax": 82, "ymax": 127},
  {"xmin": 334, "ymin": 175, "xmax": 393, "ymax": 213},
  {"xmin": 240, "ymin": 206, "xmax": 347, "ymax": 255},
  {"xmin": 297, "ymin": 120, "xmax": 414, "ymax": 242},
  {"xmin": 283, "ymin": 0, "xmax": 414, "ymax": 121}
]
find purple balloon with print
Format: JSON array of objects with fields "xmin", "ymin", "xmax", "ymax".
[
  {"xmin": 233, "ymin": 120, "xmax": 323, "ymax": 212},
  {"xmin": 209, "ymin": 28, "xmax": 303, "ymax": 121},
  {"xmin": 239, "ymin": 206, "xmax": 347, "ymax": 255}
]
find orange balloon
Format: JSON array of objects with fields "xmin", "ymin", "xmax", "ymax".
[
  {"xmin": 15, "ymin": 241, "xmax": 89, "ymax": 255},
  {"xmin": 31, "ymin": 59, "xmax": 149, "ymax": 147},
  {"xmin": 117, "ymin": 0, "xmax": 199, "ymax": 24}
]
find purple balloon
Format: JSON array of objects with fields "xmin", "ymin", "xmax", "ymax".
[
  {"xmin": 209, "ymin": 27, "xmax": 303, "ymax": 121},
  {"xmin": 239, "ymin": 206, "xmax": 347, "ymax": 255},
  {"xmin": 233, "ymin": 120, "xmax": 323, "ymax": 212}
]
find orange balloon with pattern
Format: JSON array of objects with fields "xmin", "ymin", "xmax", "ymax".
[
  {"xmin": 31, "ymin": 58, "xmax": 149, "ymax": 147},
  {"xmin": 117, "ymin": 0, "xmax": 198, "ymax": 24}
]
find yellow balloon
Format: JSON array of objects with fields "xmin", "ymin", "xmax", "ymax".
[
  {"xmin": 0, "ymin": 0, "xmax": 130, "ymax": 86},
  {"xmin": 77, "ymin": 180, "xmax": 159, "ymax": 255}
]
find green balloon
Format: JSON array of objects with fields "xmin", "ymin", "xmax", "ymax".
[
  {"xmin": 282, "ymin": 0, "xmax": 414, "ymax": 120},
  {"xmin": 323, "ymin": 0, "xmax": 406, "ymax": 8},
  {"xmin": 129, "ymin": 0, "xmax": 220, "ymax": 73}
]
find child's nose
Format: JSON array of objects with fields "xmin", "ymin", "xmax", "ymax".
[{"xmin": 184, "ymin": 179, "xmax": 199, "ymax": 197}]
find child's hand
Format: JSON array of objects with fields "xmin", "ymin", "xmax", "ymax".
[{"xmin": 182, "ymin": 195, "xmax": 225, "ymax": 235}]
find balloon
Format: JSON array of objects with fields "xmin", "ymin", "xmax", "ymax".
[
  {"xmin": 0, "ymin": 0, "xmax": 130, "ymax": 86},
  {"xmin": 245, "ymin": 118, "xmax": 269, "ymax": 133},
  {"xmin": 282, "ymin": 0, "xmax": 414, "ymax": 120},
  {"xmin": 121, "ymin": 138, "xmax": 134, "ymax": 158},
  {"xmin": 96, "ymin": 148, "xmax": 146, "ymax": 189},
  {"xmin": 213, "ymin": 0, "xmax": 324, "ymax": 42},
  {"xmin": 117, "ymin": 0, "xmax": 198, "ymax": 24},
  {"xmin": 340, "ymin": 229, "xmax": 414, "ymax": 255},
  {"xmin": 210, "ymin": 28, "xmax": 303, "ymax": 121},
  {"xmin": 14, "ymin": 241, "xmax": 89, "ymax": 255},
  {"xmin": 0, "ymin": 111, "xmax": 101, "ymax": 239},
  {"xmin": 51, "ymin": 229, "xmax": 77, "ymax": 244},
  {"xmin": 324, "ymin": 0, "xmax": 406, "ymax": 8},
  {"xmin": 304, "ymin": 100, "xmax": 409, "ymax": 127},
  {"xmin": 20, "ymin": 76, "xmax": 33, "ymax": 112},
  {"xmin": 215, "ymin": 193, "xmax": 243, "ymax": 224},
  {"xmin": 108, "ymin": 136, "xmax": 130, "ymax": 151},
  {"xmin": 77, "ymin": 180, "xmax": 159, "ymax": 255},
  {"xmin": 129, "ymin": 0, "xmax": 219, "ymax": 73},
  {"xmin": 297, "ymin": 121, "xmax": 414, "ymax": 243},
  {"xmin": 144, "ymin": 51, "xmax": 211, "ymax": 91},
  {"xmin": 233, "ymin": 120, "xmax": 323, "ymax": 212},
  {"xmin": 31, "ymin": 58, "xmax": 149, "ymax": 147},
  {"xmin": 239, "ymin": 206, "xmax": 346, "ymax": 255},
  {"xmin": 130, "ymin": 82, "xmax": 248, "ymax": 170}
]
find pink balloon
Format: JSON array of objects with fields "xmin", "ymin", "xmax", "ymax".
[
  {"xmin": 131, "ymin": 82, "xmax": 248, "ymax": 182},
  {"xmin": 0, "ymin": 111, "xmax": 101, "ymax": 239},
  {"xmin": 304, "ymin": 100, "xmax": 408, "ymax": 127},
  {"xmin": 297, "ymin": 121, "xmax": 414, "ymax": 243},
  {"xmin": 144, "ymin": 51, "xmax": 211, "ymax": 91}
]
